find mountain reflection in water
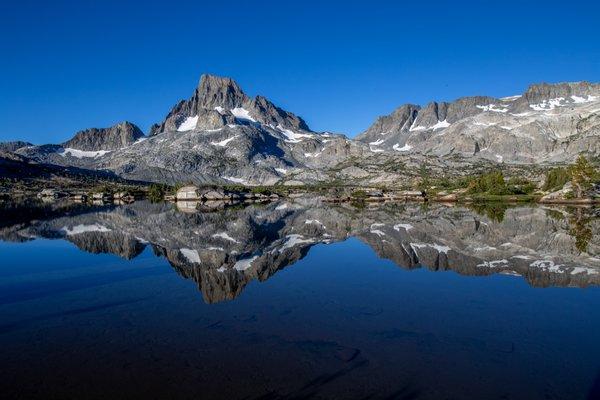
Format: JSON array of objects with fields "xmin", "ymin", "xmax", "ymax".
[
  {"xmin": 1, "ymin": 199, "xmax": 598, "ymax": 303},
  {"xmin": 1, "ymin": 199, "xmax": 600, "ymax": 400}
]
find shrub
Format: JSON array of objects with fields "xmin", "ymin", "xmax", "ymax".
[
  {"xmin": 569, "ymin": 155, "xmax": 597, "ymax": 198},
  {"xmin": 148, "ymin": 183, "xmax": 168, "ymax": 202},
  {"xmin": 467, "ymin": 171, "xmax": 507, "ymax": 195},
  {"xmin": 543, "ymin": 167, "xmax": 569, "ymax": 191},
  {"xmin": 351, "ymin": 190, "xmax": 368, "ymax": 199}
]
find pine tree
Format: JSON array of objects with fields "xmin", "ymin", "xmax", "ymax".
[{"xmin": 569, "ymin": 155, "xmax": 596, "ymax": 198}]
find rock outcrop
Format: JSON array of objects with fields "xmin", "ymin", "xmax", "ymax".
[
  {"xmin": 8, "ymin": 75, "xmax": 600, "ymax": 186},
  {"xmin": 149, "ymin": 74, "xmax": 310, "ymax": 135},
  {"xmin": 356, "ymin": 81, "xmax": 600, "ymax": 163},
  {"xmin": 63, "ymin": 121, "xmax": 144, "ymax": 151},
  {"xmin": 0, "ymin": 141, "xmax": 32, "ymax": 153}
]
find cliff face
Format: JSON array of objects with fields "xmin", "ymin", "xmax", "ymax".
[
  {"xmin": 149, "ymin": 74, "xmax": 310, "ymax": 135},
  {"xmin": 62, "ymin": 121, "xmax": 144, "ymax": 151},
  {"xmin": 356, "ymin": 81, "xmax": 600, "ymax": 163}
]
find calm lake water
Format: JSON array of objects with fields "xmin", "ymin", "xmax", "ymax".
[{"xmin": 0, "ymin": 199, "xmax": 599, "ymax": 399}]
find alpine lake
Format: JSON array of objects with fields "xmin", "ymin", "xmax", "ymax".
[{"xmin": 1, "ymin": 198, "xmax": 599, "ymax": 400}]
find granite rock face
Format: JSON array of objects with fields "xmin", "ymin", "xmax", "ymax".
[
  {"xmin": 63, "ymin": 121, "xmax": 144, "ymax": 151},
  {"xmin": 0, "ymin": 141, "xmax": 32, "ymax": 153},
  {"xmin": 149, "ymin": 74, "xmax": 310, "ymax": 135},
  {"xmin": 9, "ymin": 75, "xmax": 600, "ymax": 186},
  {"xmin": 17, "ymin": 74, "xmax": 361, "ymax": 185},
  {"xmin": 356, "ymin": 81, "xmax": 600, "ymax": 163}
]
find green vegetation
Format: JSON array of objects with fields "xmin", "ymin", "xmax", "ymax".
[
  {"xmin": 542, "ymin": 155, "xmax": 599, "ymax": 198},
  {"xmin": 417, "ymin": 165, "xmax": 431, "ymax": 191},
  {"xmin": 350, "ymin": 189, "xmax": 368, "ymax": 199},
  {"xmin": 466, "ymin": 171, "xmax": 536, "ymax": 196},
  {"xmin": 543, "ymin": 167, "xmax": 570, "ymax": 192},
  {"xmin": 148, "ymin": 183, "xmax": 170, "ymax": 202},
  {"xmin": 468, "ymin": 202, "xmax": 511, "ymax": 223},
  {"xmin": 570, "ymin": 155, "xmax": 598, "ymax": 198},
  {"xmin": 467, "ymin": 171, "xmax": 506, "ymax": 195},
  {"xmin": 568, "ymin": 208, "xmax": 593, "ymax": 252},
  {"xmin": 545, "ymin": 209, "xmax": 565, "ymax": 221}
]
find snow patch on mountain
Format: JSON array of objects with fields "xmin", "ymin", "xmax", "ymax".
[
  {"xmin": 394, "ymin": 223, "xmax": 413, "ymax": 231},
  {"xmin": 180, "ymin": 248, "xmax": 201, "ymax": 264},
  {"xmin": 59, "ymin": 148, "xmax": 111, "ymax": 158},
  {"xmin": 231, "ymin": 107, "xmax": 256, "ymax": 122},
  {"xmin": 530, "ymin": 97, "xmax": 566, "ymax": 111},
  {"xmin": 177, "ymin": 115, "xmax": 199, "ymax": 131},
  {"xmin": 211, "ymin": 136, "xmax": 238, "ymax": 147},
  {"xmin": 393, "ymin": 143, "xmax": 412, "ymax": 152},
  {"xmin": 212, "ymin": 232, "xmax": 240, "ymax": 243},
  {"xmin": 276, "ymin": 125, "xmax": 313, "ymax": 143},
  {"xmin": 62, "ymin": 224, "xmax": 111, "ymax": 235},
  {"xmin": 571, "ymin": 95, "xmax": 598, "ymax": 104},
  {"xmin": 432, "ymin": 119, "xmax": 451, "ymax": 130},
  {"xmin": 234, "ymin": 255, "xmax": 258, "ymax": 271},
  {"xmin": 476, "ymin": 104, "xmax": 509, "ymax": 113}
]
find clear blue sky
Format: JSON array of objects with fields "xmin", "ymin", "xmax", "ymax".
[{"xmin": 1, "ymin": 0, "xmax": 599, "ymax": 143}]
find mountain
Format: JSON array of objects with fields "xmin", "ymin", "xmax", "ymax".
[
  {"xmin": 356, "ymin": 82, "xmax": 600, "ymax": 163},
  {"xmin": 149, "ymin": 74, "xmax": 310, "ymax": 134},
  {"xmin": 63, "ymin": 121, "xmax": 144, "ymax": 151},
  {"xmin": 14, "ymin": 74, "xmax": 363, "ymax": 185},
  {"xmin": 6, "ymin": 74, "xmax": 600, "ymax": 186},
  {"xmin": 0, "ymin": 149, "xmax": 138, "ymax": 188},
  {"xmin": 0, "ymin": 141, "xmax": 32, "ymax": 153}
]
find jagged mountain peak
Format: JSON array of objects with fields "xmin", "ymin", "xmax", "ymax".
[
  {"xmin": 10, "ymin": 77, "xmax": 600, "ymax": 187},
  {"xmin": 522, "ymin": 81, "xmax": 600, "ymax": 103},
  {"xmin": 195, "ymin": 74, "xmax": 249, "ymax": 110},
  {"xmin": 63, "ymin": 121, "xmax": 144, "ymax": 151},
  {"xmin": 150, "ymin": 73, "xmax": 312, "ymax": 135},
  {"xmin": 357, "ymin": 80, "xmax": 600, "ymax": 162}
]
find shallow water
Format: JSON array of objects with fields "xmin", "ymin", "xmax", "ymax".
[{"xmin": 0, "ymin": 199, "xmax": 599, "ymax": 399}]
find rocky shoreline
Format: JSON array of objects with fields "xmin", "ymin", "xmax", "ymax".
[{"xmin": 2, "ymin": 182, "xmax": 596, "ymax": 207}]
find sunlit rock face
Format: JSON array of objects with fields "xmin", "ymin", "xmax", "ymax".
[
  {"xmin": 62, "ymin": 121, "xmax": 145, "ymax": 151},
  {"xmin": 11, "ymin": 74, "xmax": 598, "ymax": 187},
  {"xmin": 2, "ymin": 200, "xmax": 598, "ymax": 302},
  {"xmin": 15, "ymin": 74, "xmax": 360, "ymax": 185},
  {"xmin": 356, "ymin": 81, "xmax": 600, "ymax": 163}
]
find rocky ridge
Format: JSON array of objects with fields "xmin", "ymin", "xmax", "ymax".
[
  {"xmin": 62, "ymin": 121, "xmax": 145, "ymax": 151},
  {"xmin": 4, "ymin": 75, "xmax": 600, "ymax": 186},
  {"xmin": 357, "ymin": 81, "xmax": 600, "ymax": 164}
]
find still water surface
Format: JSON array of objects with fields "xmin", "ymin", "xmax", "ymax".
[{"xmin": 0, "ymin": 200, "xmax": 599, "ymax": 399}]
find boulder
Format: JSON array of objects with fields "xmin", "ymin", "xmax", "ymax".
[
  {"xmin": 113, "ymin": 191, "xmax": 129, "ymax": 199},
  {"xmin": 38, "ymin": 189, "xmax": 66, "ymax": 198},
  {"xmin": 436, "ymin": 193, "xmax": 458, "ymax": 202},
  {"xmin": 70, "ymin": 194, "xmax": 87, "ymax": 201},
  {"xmin": 202, "ymin": 189, "xmax": 226, "ymax": 200},
  {"xmin": 92, "ymin": 192, "xmax": 110, "ymax": 200},
  {"xmin": 366, "ymin": 189, "xmax": 383, "ymax": 197},
  {"xmin": 176, "ymin": 200, "xmax": 199, "ymax": 213},
  {"xmin": 539, "ymin": 182, "xmax": 573, "ymax": 203},
  {"xmin": 176, "ymin": 185, "xmax": 201, "ymax": 200}
]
